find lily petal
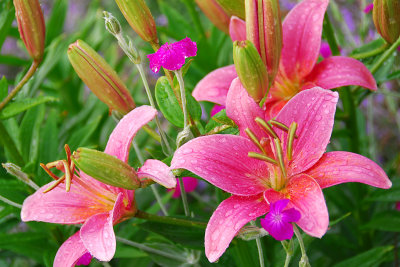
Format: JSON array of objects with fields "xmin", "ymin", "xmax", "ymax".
[
  {"xmin": 229, "ymin": 16, "xmax": 246, "ymax": 42},
  {"xmin": 280, "ymin": 0, "xmax": 329, "ymax": 79},
  {"xmin": 137, "ymin": 159, "xmax": 177, "ymax": 188},
  {"xmin": 305, "ymin": 56, "xmax": 377, "ymax": 90},
  {"xmin": 226, "ymin": 78, "xmax": 266, "ymax": 138},
  {"xmin": 305, "ymin": 151, "xmax": 392, "ymax": 189},
  {"xmin": 105, "ymin": 105, "xmax": 157, "ymax": 162},
  {"xmin": 205, "ymin": 194, "xmax": 268, "ymax": 262},
  {"xmin": 21, "ymin": 182, "xmax": 111, "ymax": 224},
  {"xmin": 192, "ymin": 65, "xmax": 237, "ymax": 106},
  {"xmin": 80, "ymin": 193, "xmax": 124, "ymax": 261},
  {"xmin": 264, "ymin": 174, "xmax": 329, "ymax": 238},
  {"xmin": 54, "ymin": 231, "xmax": 88, "ymax": 267},
  {"xmin": 171, "ymin": 135, "xmax": 268, "ymax": 196},
  {"xmin": 275, "ymin": 88, "xmax": 338, "ymax": 175}
]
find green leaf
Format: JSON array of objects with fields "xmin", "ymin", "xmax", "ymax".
[
  {"xmin": 0, "ymin": 76, "xmax": 7, "ymax": 101},
  {"xmin": 205, "ymin": 109, "xmax": 238, "ymax": 135},
  {"xmin": 0, "ymin": 96, "xmax": 57, "ymax": 119},
  {"xmin": 0, "ymin": 54, "xmax": 29, "ymax": 66},
  {"xmin": 45, "ymin": 0, "xmax": 67, "ymax": 44},
  {"xmin": 114, "ymin": 246, "xmax": 148, "ymax": 259},
  {"xmin": 361, "ymin": 211, "xmax": 400, "ymax": 232},
  {"xmin": 39, "ymin": 109, "xmax": 59, "ymax": 164},
  {"xmin": 144, "ymin": 242, "xmax": 193, "ymax": 267},
  {"xmin": 333, "ymin": 246, "xmax": 393, "ymax": 267},
  {"xmin": 158, "ymin": 1, "xmax": 194, "ymax": 40},
  {"xmin": 66, "ymin": 115, "xmax": 102, "ymax": 151},
  {"xmin": 0, "ymin": 121, "xmax": 24, "ymax": 166},
  {"xmin": 387, "ymin": 70, "xmax": 400, "ymax": 80},
  {"xmin": 0, "ymin": 0, "xmax": 14, "ymax": 50},
  {"xmin": 367, "ymin": 181, "xmax": 400, "ymax": 202}
]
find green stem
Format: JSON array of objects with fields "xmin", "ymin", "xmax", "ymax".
[
  {"xmin": 0, "ymin": 121, "xmax": 25, "ymax": 166},
  {"xmin": 135, "ymin": 210, "xmax": 207, "ymax": 229},
  {"xmin": 251, "ymin": 221, "xmax": 265, "ymax": 267},
  {"xmin": 178, "ymin": 177, "xmax": 191, "ymax": 217},
  {"xmin": 0, "ymin": 195, "xmax": 22, "ymax": 209},
  {"xmin": 116, "ymin": 236, "xmax": 187, "ymax": 262},
  {"xmin": 131, "ymin": 142, "xmax": 169, "ymax": 216},
  {"xmin": 340, "ymin": 87, "xmax": 360, "ymax": 153},
  {"xmin": 281, "ymin": 239, "xmax": 293, "ymax": 267},
  {"xmin": 293, "ymin": 225, "xmax": 310, "ymax": 267},
  {"xmin": 370, "ymin": 36, "xmax": 400, "ymax": 74},
  {"xmin": 143, "ymin": 125, "xmax": 161, "ymax": 143},
  {"xmin": 136, "ymin": 64, "xmax": 172, "ymax": 154},
  {"xmin": 0, "ymin": 60, "xmax": 40, "ymax": 111},
  {"xmin": 175, "ymin": 69, "xmax": 189, "ymax": 129},
  {"xmin": 350, "ymin": 44, "xmax": 388, "ymax": 60},
  {"xmin": 323, "ymin": 14, "xmax": 340, "ymax": 56}
]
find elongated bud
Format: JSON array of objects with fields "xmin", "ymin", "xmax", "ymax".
[
  {"xmin": 13, "ymin": 0, "xmax": 45, "ymax": 61},
  {"xmin": 195, "ymin": 0, "xmax": 230, "ymax": 34},
  {"xmin": 72, "ymin": 148, "xmax": 140, "ymax": 190},
  {"xmin": 215, "ymin": 0, "xmax": 245, "ymax": 19},
  {"xmin": 68, "ymin": 40, "xmax": 136, "ymax": 114},
  {"xmin": 373, "ymin": 0, "xmax": 400, "ymax": 44},
  {"xmin": 103, "ymin": 11, "xmax": 122, "ymax": 36},
  {"xmin": 245, "ymin": 0, "xmax": 282, "ymax": 82},
  {"xmin": 233, "ymin": 40, "xmax": 269, "ymax": 103},
  {"xmin": 114, "ymin": 0, "xmax": 158, "ymax": 44}
]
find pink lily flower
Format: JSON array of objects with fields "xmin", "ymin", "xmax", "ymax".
[
  {"xmin": 193, "ymin": 0, "xmax": 377, "ymax": 119},
  {"xmin": 21, "ymin": 106, "xmax": 176, "ymax": 267},
  {"xmin": 172, "ymin": 80, "xmax": 391, "ymax": 262}
]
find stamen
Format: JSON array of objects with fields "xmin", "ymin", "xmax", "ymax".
[
  {"xmin": 270, "ymin": 119, "xmax": 298, "ymax": 138},
  {"xmin": 43, "ymin": 175, "xmax": 65, "ymax": 193},
  {"xmin": 286, "ymin": 122, "xmax": 298, "ymax": 161},
  {"xmin": 45, "ymin": 161, "xmax": 59, "ymax": 169},
  {"xmin": 65, "ymin": 144, "xmax": 71, "ymax": 164},
  {"xmin": 245, "ymin": 128, "xmax": 265, "ymax": 153},
  {"xmin": 40, "ymin": 163, "xmax": 60, "ymax": 181},
  {"xmin": 255, "ymin": 117, "xmax": 278, "ymax": 139},
  {"xmin": 273, "ymin": 138, "xmax": 287, "ymax": 178},
  {"xmin": 248, "ymin": 152, "xmax": 277, "ymax": 165},
  {"xmin": 62, "ymin": 160, "xmax": 72, "ymax": 192}
]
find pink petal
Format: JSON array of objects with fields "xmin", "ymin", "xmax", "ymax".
[
  {"xmin": 280, "ymin": 0, "xmax": 329, "ymax": 79},
  {"xmin": 264, "ymin": 174, "xmax": 329, "ymax": 238},
  {"xmin": 282, "ymin": 208, "xmax": 301, "ymax": 223},
  {"xmin": 192, "ymin": 65, "xmax": 237, "ymax": 106},
  {"xmin": 260, "ymin": 215, "xmax": 294, "ymax": 241},
  {"xmin": 54, "ymin": 231, "xmax": 88, "ymax": 267},
  {"xmin": 275, "ymin": 88, "xmax": 338, "ymax": 175},
  {"xmin": 210, "ymin": 104, "xmax": 225, "ymax": 117},
  {"xmin": 171, "ymin": 135, "xmax": 268, "ymax": 196},
  {"xmin": 319, "ymin": 41, "xmax": 332, "ymax": 59},
  {"xmin": 205, "ymin": 194, "xmax": 268, "ymax": 262},
  {"xmin": 229, "ymin": 16, "xmax": 246, "ymax": 42},
  {"xmin": 80, "ymin": 193, "xmax": 125, "ymax": 261},
  {"xmin": 226, "ymin": 78, "xmax": 266, "ymax": 138},
  {"xmin": 105, "ymin": 105, "xmax": 157, "ymax": 162},
  {"xmin": 137, "ymin": 159, "xmax": 177, "ymax": 188},
  {"xmin": 171, "ymin": 177, "xmax": 199, "ymax": 198},
  {"xmin": 21, "ymin": 182, "xmax": 111, "ymax": 224},
  {"xmin": 173, "ymin": 37, "xmax": 197, "ymax": 58},
  {"xmin": 305, "ymin": 56, "xmax": 377, "ymax": 91},
  {"xmin": 305, "ymin": 151, "xmax": 392, "ymax": 189}
]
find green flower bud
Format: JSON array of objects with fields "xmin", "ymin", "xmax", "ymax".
[
  {"xmin": 72, "ymin": 148, "xmax": 141, "ymax": 190},
  {"xmin": 68, "ymin": 40, "xmax": 136, "ymax": 114},
  {"xmin": 233, "ymin": 40, "xmax": 269, "ymax": 103},
  {"xmin": 103, "ymin": 11, "xmax": 122, "ymax": 36},
  {"xmin": 114, "ymin": 0, "xmax": 158, "ymax": 44},
  {"xmin": 215, "ymin": 0, "xmax": 245, "ymax": 20},
  {"xmin": 373, "ymin": 0, "xmax": 400, "ymax": 44},
  {"xmin": 13, "ymin": 0, "xmax": 45, "ymax": 61}
]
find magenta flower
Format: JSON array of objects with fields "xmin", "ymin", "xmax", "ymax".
[
  {"xmin": 170, "ymin": 177, "xmax": 199, "ymax": 198},
  {"xmin": 364, "ymin": 3, "xmax": 374, "ymax": 13},
  {"xmin": 193, "ymin": 0, "xmax": 377, "ymax": 119},
  {"xmin": 21, "ymin": 106, "xmax": 176, "ymax": 266},
  {"xmin": 171, "ymin": 81, "xmax": 391, "ymax": 262},
  {"xmin": 320, "ymin": 41, "xmax": 332, "ymax": 59},
  {"xmin": 260, "ymin": 199, "xmax": 301, "ymax": 241},
  {"xmin": 147, "ymin": 37, "xmax": 197, "ymax": 73}
]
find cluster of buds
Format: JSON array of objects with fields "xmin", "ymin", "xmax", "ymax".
[
  {"xmin": 13, "ymin": 0, "xmax": 45, "ymax": 62},
  {"xmin": 373, "ymin": 0, "xmax": 400, "ymax": 44}
]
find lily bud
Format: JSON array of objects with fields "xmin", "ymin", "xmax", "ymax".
[
  {"xmin": 233, "ymin": 40, "xmax": 269, "ymax": 103},
  {"xmin": 245, "ymin": 0, "xmax": 282, "ymax": 83},
  {"xmin": 68, "ymin": 40, "xmax": 136, "ymax": 114},
  {"xmin": 13, "ymin": 0, "xmax": 45, "ymax": 61},
  {"xmin": 373, "ymin": 0, "xmax": 400, "ymax": 44},
  {"xmin": 114, "ymin": 0, "xmax": 158, "ymax": 44},
  {"xmin": 72, "ymin": 148, "xmax": 141, "ymax": 190},
  {"xmin": 195, "ymin": 0, "xmax": 230, "ymax": 34},
  {"xmin": 103, "ymin": 11, "xmax": 122, "ymax": 36},
  {"xmin": 215, "ymin": 0, "xmax": 245, "ymax": 20}
]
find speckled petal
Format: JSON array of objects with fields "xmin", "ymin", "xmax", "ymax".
[{"xmin": 54, "ymin": 231, "xmax": 88, "ymax": 267}]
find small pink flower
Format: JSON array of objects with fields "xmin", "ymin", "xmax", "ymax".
[
  {"xmin": 147, "ymin": 37, "xmax": 197, "ymax": 73},
  {"xmin": 75, "ymin": 252, "xmax": 92, "ymax": 265},
  {"xmin": 320, "ymin": 41, "xmax": 332, "ymax": 59},
  {"xmin": 170, "ymin": 177, "xmax": 199, "ymax": 198},
  {"xmin": 260, "ymin": 199, "xmax": 301, "ymax": 241},
  {"xmin": 364, "ymin": 3, "xmax": 374, "ymax": 13},
  {"xmin": 210, "ymin": 105, "xmax": 225, "ymax": 117}
]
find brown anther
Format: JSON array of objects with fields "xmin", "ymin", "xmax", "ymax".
[{"xmin": 64, "ymin": 144, "xmax": 71, "ymax": 164}]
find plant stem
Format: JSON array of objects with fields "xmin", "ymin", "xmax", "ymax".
[
  {"xmin": 142, "ymin": 125, "xmax": 161, "ymax": 143},
  {"xmin": 174, "ymin": 69, "xmax": 189, "ymax": 129},
  {"xmin": 0, "ymin": 195, "xmax": 22, "ymax": 209},
  {"xmin": 250, "ymin": 221, "xmax": 265, "ymax": 267},
  {"xmin": 340, "ymin": 87, "xmax": 360, "ymax": 153},
  {"xmin": 135, "ymin": 210, "xmax": 207, "ymax": 229},
  {"xmin": 131, "ymin": 142, "xmax": 169, "ymax": 216},
  {"xmin": 0, "ymin": 60, "xmax": 40, "ymax": 111},
  {"xmin": 350, "ymin": 44, "xmax": 388, "ymax": 60},
  {"xmin": 136, "ymin": 63, "xmax": 172, "ymax": 154},
  {"xmin": 281, "ymin": 239, "xmax": 293, "ymax": 267},
  {"xmin": 116, "ymin": 236, "xmax": 187, "ymax": 262},
  {"xmin": 293, "ymin": 224, "xmax": 310, "ymax": 267},
  {"xmin": 178, "ymin": 177, "xmax": 191, "ymax": 217},
  {"xmin": 370, "ymin": 36, "xmax": 400, "ymax": 74}
]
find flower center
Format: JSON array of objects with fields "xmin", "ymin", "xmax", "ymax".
[
  {"xmin": 273, "ymin": 213, "xmax": 282, "ymax": 223},
  {"xmin": 272, "ymin": 72, "xmax": 302, "ymax": 101},
  {"xmin": 246, "ymin": 118, "xmax": 298, "ymax": 191}
]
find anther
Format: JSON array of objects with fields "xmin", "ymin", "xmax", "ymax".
[
  {"xmin": 62, "ymin": 160, "xmax": 72, "ymax": 192},
  {"xmin": 270, "ymin": 119, "xmax": 298, "ymax": 138},
  {"xmin": 245, "ymin": 128, "xmax": 265, "ymax": 153},
  {"xmin": 255, "ymin": 117, "xmax": 278, "ymax": 139},
  {"xmin": 286, "ymin": 122, "xmax": 298, "ymax": 161},
  {"xmin": 273, "ymin": 138, "xmax": 287, "ymax": 178},
  {"xmin": 248, "ymin": 152, "xmax": 277, "ymax": 165}
]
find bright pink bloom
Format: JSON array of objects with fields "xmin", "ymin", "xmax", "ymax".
[
  {"xmin": 210, "ymin": 104, "xmax": 225, "ymax": 117},
  {"xmin": 260, "ymin": 199, "xmax": 301, "ymax": 241},
  {"xmin": 364, "ymin": 3, "xmax": 374, "ymax": 13},
  {"xmin": 192, "ymin": 0, "xmax": 377, "ymax": 119},
  {"xmin": 172, "ymin": 81, "xmax": 391, "ymax": 262},
  {"xmin": 147, "ymin": 37, "xmax": 197, "ymax": 73},
  {"xmin": 21, "ymin": 106, "xmax": 176, "ymax": 267},
  {"xmin": 320, "ymin": 41, "xmax": 332, "ymax": 59},
  {"xmin": 170, "ymin": 177, "xmax": 199, "ymax": 198}
]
